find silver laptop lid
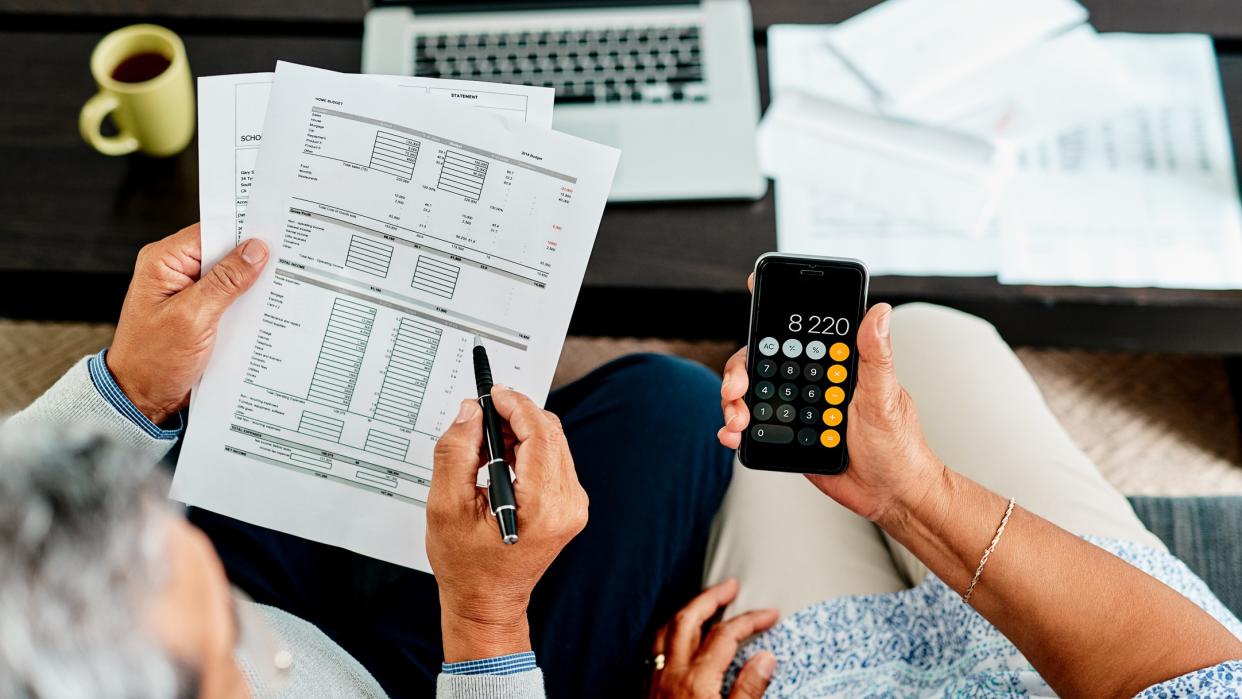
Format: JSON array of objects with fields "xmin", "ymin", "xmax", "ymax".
[{"xmin": 372, "ymin": 0, "xmax": 697, "ymax": 12}]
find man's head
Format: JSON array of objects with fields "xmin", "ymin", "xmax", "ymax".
[{"xmin": 0, "ymin": 425, "xmax": 245, "ymax": 698}]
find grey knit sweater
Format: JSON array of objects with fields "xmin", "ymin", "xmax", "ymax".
[{"xmin": 8, "ymin": 356, "xmax": 546, "ymax": 699}]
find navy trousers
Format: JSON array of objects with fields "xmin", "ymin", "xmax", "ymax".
[{"xmin": 186, "ymin": 354, "xmax": 734, "ymax": 698}]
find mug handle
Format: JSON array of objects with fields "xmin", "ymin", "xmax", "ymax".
[{"xmin": 79, "ymin": 92, "xmax": 140, "ymax": 156}]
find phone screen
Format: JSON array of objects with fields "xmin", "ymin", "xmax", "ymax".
[{"xmin": 739, "ymin": 254, "xmax": 868, "ymax": 475}]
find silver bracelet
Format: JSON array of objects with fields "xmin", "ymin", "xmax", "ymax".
[{"xmin": 963, "ymin": 497, "xmax": 1016, "ymax": 603}]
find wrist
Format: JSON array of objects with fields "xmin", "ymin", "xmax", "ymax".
[
  {"xmin": 105, "ymin": 351, "xmax": 174, "ymax": 425},
  {"xmin": 440, "ymin": 605, "xmax": 531, "ymax": 663},
  {"xmin": 875, "ymin": 456, "xmax": 955, "ymax": 539}
]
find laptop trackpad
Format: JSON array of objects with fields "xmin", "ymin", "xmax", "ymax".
[{"xmin": 562, "ymin": 121, "xmax": 621, "ymax": 150}]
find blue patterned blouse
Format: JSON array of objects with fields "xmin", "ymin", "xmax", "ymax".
[{"xmin": 728, "ymin": 537, "xmax": 1242, "ymax": 697}]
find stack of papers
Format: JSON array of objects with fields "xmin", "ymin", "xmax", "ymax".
[
  {"xmin": 762, "ymin": 0, "xmax": 1242, "ymax": 289},
  {"xmin": 173, "ymin": 62, "xmax": 619, "ymax": 571}
]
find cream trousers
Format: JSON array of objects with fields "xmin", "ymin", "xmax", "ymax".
[{"xmin": 704, "ymin": 303, "xmax": 1165, "ymax": 617}]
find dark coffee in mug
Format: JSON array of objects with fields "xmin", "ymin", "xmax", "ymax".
[
  {"xmin": 110, "ymin": 52, "xmax": 172, "ymax": 83},
  {"xmin": 82, "ymin": 24, "xmax": 194, "ymax": 156}
]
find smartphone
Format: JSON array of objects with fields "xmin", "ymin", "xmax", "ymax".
[{"xmin": 739, "ymin": 253, "xmax": 869, "ymax": 475}]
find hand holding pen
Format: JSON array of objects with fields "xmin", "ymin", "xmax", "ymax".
[
  {"xmin": 426, "ymin": 341, "xmax": 589, "ymax": 663},
  {"xmin": 473, "ymin": 337, "xmax": 520, "ymax": 543}
]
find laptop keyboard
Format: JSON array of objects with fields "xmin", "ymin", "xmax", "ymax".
[{"xmin": 414, "ymin": 25, "xmax": 706, "ymax": 105}]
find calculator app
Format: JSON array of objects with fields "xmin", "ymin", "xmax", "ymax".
[{"xmin": 741, "ymin": 256, "xmax": 867, "ymax": 475}]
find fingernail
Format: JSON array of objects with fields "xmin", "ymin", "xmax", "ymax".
[
  {"xmin": 721, "ymin": 374, "xmax": 733, "ymax": 394},
  {"xmin": 491, "ymin": 383, "xmax": 508, "ymax": 394},
  {"xmin": 756, "ymin": 652, "xmax": 777, "ymax": 678},
  {"xmin": 724, "ymin": 405, "xmax": 735, "ymax": 425},
  {"xmin": 877, "ymin": 306, "xmax": 892, "ymax": 340},
  {"xmin": 240, "ymin": 239, "xmax": 268, "ymax": 265},
  {"xmin": 455, "ymin": 399, "xmax": 477, "ymax": 423}
]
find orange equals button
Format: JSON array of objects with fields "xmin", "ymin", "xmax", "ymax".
[{"xmin": 820, "ymin": 429, "xmax": 841, "ymax": 448}]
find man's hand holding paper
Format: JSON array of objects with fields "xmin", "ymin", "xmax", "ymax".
[{"xmin": 173, "ymin": 61, "xmax": 619, "ymax": 572}]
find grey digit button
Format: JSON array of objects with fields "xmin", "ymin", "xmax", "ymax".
[
  {"xmin": 776, "ymin": 403, "xmax": 796, "ymax": 423},
  {"xmin": 802, "ymin": 385, "xmax": 821, "ymax": 403},
  {"xmin": 752, "ymin": 402, "xmax": 773, "ymax": 421},
  {"xmin": 782, "ymin": 338, "xmax": 803, "ymax": 358},
  {"xmin": 806, "ymin": 340, "xmax": 827, "ymax": 360},
  {"xmin": 780, "ymin": 361, "xmax": 800, "ymax": 379},
  {"xmin": 755, "ymin": 358, "xmax": 777, "ymax": 378},
  {"xmin": 804, "ymin": 363, "xmax": 824, "ymax": 381},
  {"xmin": 797, "ymin": 428, "xmax": 818, "ymax": 446},
  {"xmin": 758, "ymin": 337, "xmax": 780, "ymax": 356},
  {"xmin": 778, "ymin": 383, "xmax": 798, "ymax": 402},
  {"xmin": 799, "ymin": 406, "xmax": 818, "ymax": 424},
  {"xmin": 754, "ymin": 381, "xmax": 775, "ymax": 400},
  {"xmin": 751, "ymin": 424, "xmax": 794, "ymax": 444}
]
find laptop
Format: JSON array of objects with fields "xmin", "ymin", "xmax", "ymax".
[{"xmin": 363, "ymin": 0, "xmax": 766, "ymax": 202}]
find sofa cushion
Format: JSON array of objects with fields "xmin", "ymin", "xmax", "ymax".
[{"xmin": 1128, "ymin": 496, "xmax": 1242, "ymax": 620}]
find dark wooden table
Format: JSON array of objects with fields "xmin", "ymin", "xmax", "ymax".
[{"xmin": 4, "ymin": 1, "xmax": 1242, "ymax": 353}]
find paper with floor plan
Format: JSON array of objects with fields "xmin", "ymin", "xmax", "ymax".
[
  {"xmin": 174, "ymin": 62, "xmax": 619, "ymax": 571},
  {"xmin": 998, "ymin": 34, "xmax": 1242, "ymax": 289},
  {"xmin": 196, "ymin": 72, "xmax": 554, "ymax": 269}
]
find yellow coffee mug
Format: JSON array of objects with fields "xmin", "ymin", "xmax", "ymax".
[{"xmin": 79, "ymin": 24, "xmax": 195, "ymax": 157}]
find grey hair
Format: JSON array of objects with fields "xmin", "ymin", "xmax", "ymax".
[{"xmin": 0, "ymin": 422, "xmax": 193, "ymax": 698}]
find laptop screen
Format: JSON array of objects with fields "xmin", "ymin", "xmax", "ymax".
[{"xmin": 373, "ymin": 0, "xmax": 693, "ymax": 10}]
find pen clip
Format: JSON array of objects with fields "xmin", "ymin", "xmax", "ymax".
[{"xmin": 475, "ymin": 460, "xmax": 516, "ymax": 488}]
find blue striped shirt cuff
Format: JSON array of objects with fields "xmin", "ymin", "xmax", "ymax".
[
  {"xmin": 442, "ymin": 652, "xmax": 538, "ymax": 676},
  {"xmin": 87, "ymin": 349, "xmax": 183, "ymax": 441}
]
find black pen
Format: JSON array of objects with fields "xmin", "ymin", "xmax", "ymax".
[{"xmin": 473, "ymin": 335, "xmax": 519, "ymax": 544}]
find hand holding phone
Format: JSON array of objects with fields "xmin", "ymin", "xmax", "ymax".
[
  {"xmin": 738, "ymin": 254, "xmax": 868, "ymax": 475},
  {"xmin": 721, "ymin": 265, "xmax": 947, "ymax": 522}
]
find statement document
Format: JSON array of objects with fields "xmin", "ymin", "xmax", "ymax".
[
  {"xmin": 196, "ymin": 72, "xmax": 555, "ymax": 269},
  {"xmin": 174, "ymin": 62, "xmax": 619, "ymax": 571}
]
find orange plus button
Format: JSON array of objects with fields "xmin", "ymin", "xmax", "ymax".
[
  {"xmin": 827, "ymin": 364, "xmax": 848, "ymax": 384},
  {"xmin": 820, "ymin": 429, "xmax": 841, "ymax": 448},
  {"xmin": 825, "ymin": 386, "xmax": 845, "ymax": 405},
  {"xmin": 829, "ymin": 342, "xmax": 850, "ymax": 362},
  {"xmin": 822, "ymin": 407, "xmax": 843, "ymax": 427}
]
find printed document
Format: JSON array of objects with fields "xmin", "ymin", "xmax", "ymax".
[
  {"xmin": 998, "ymin": 35, "xmax": 1242, "ymax": 289},
  {"xmin": 768, "ymin": 24, "xmax": 1134, "ymax": 144},
  {"xmin": 174, "ymin": 62, "xmax": 619, "ymax": 570},
  {"xmin": 894, "ymin": 25, "xmax": 1134, "ymax": 143},
  {"xmin": 197, "ymin": 73, "xmax": 554, "ymax": 269},
  {"xmin": 824, "ymin": 0, "xmax": 1086, "ymax": 106},
  {"xmin": 757, "ymin": 92, "xmax": 1009, "ymax": 238},
  {"xmin": 774, "ymin": 181, "xmax": 1000, "ymax": 276},
  {"xmin": 765, "ymin": 25, "xmax": 1242, "ymax": 287},
  {"xmin": 763, "ymin": 23, "xmax": 1126, "ymax": 276}
]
